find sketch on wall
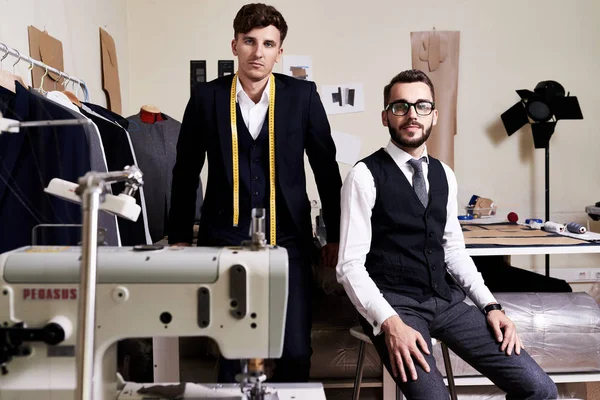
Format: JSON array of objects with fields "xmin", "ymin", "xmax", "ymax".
[
  {"xmin": 321, "ymin": 83, "xmax": 365, "ymax": 115},
  {"xmin": 282, "ymin": 55, "xmax": 312, "ymax": 81}
]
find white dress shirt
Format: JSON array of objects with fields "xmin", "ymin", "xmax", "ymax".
[
  {"xmin": 336, "ymin": 141, "xmax": 497, "ymax": 336},
  {"xmin": 236, "ymin": 75, "xmax": 270, "ymax": 140}
]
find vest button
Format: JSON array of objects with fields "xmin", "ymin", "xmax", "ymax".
[
  {"xmin": 432, "ymin": 283, "xmax": 438, "ymax": 289},
  {"xmin": 431, "ymin": 265, "xmax": 436, "ymax": 271},
  {"xmin": 253, "ymin": 191, "xmax": 259, "ymax": 196},
  {"xmin": 427, "ymin": 249, "xmax": 433, "ymax": 254},
  {"xmin": 253, "ymin": 159, "xmax": 259, "ymax": 164},
  {"xmin": 429, "ymin": 232, "xmax": 435, "ymax": 237},
  {"xmin": 253, "ymin": 176, "xmax": 259, "ymax": 181}
]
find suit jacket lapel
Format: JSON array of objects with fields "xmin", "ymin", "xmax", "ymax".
[{"xmin": 216, "ymin": 75, "xmax": 235, "ymax": 187}]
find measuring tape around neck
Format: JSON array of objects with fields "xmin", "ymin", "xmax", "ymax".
[{"xmin": 230, "ymin": 73, "xmax": 277, "ymax": 245}]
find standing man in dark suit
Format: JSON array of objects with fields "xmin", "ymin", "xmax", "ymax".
[{"xmin": 168, "ymin": 3, "xmax": 342, "ymax": 384}]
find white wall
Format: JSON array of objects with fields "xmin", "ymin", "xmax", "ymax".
[
  {"xmin": 4, "ymin": 0, "xmax": 594, "ymax": 272},
  {"xmin": 0, "ymin": 0, "xmax": 130, "ymax": 114},
  {"xmin": 126, "ymin": 0, "xmax": 600, "ymax": 272}
]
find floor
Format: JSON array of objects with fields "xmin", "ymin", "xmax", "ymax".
[{"xmin": 177, "ymin": 357, "xmax": 596, "ymax": 399}]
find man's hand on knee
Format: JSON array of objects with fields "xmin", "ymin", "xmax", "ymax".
[
  {"xmin": 486, "ymin": 311, "xmax": 524, "ymax": 356},
  {"xmin": 381, "ymin": 315, "xmax": 431, "ymax": 383}
]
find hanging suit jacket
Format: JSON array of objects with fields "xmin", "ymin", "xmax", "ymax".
[
  {"xmin": 80, "ymin": 107, "xmax": 152, "ymax": 246},
  {"xmin": 168, "ymin": 73, "xmax": 342, "ymax": 248},
  {"xmin": 0, "ymin": 84, "xmax": 89, "ymax": 252},
  {"xmin": 83, "ymin": 102, "xmax": 130, "ymax": 130}
]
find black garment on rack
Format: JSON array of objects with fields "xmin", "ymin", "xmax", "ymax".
[
  {"xmin": 126, "ymin": 113, "xmax": 203, "ymax": 243},
  {"xmin": 0, "ymin": 84, "xmax": 89, "ymax": 252},
  {"xmin": 83, "ymin": 102, "xmax": 130, "ymax": 130},
  {"xmin": 79, "ymin": 108, "xmax": 150, "ymax": 246}
]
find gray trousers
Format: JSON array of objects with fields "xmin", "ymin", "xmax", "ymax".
[{"xmin": 361, "ymin": 285, "xmax": 558, "ymax": 400}]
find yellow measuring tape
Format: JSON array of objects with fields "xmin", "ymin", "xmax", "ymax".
[{"xmin": 230, "ymin": 73, "xmax": 277, "ymax": 245}]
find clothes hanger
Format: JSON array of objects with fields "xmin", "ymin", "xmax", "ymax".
[
  {"xmin": 60, "ymin": 73, "xmax": 82, "ymax": 108},
  {"xmin": 11, "ymin": 49, "xmax": 28, "ymax": 89},
  {"xmin": 37, "ymin": 66, "xmax": 49, "ymax": 96},
  {"xmin": 0, "ymin": 44, "xmax": 16, "ymax": 93},
  {"xmin": 71, "ymin": 78, "xmax": 82, "ymax": 103}
]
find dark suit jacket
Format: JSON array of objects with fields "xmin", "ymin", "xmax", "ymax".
[
  {"xmin": 168, "ymin": 73, "xmax": 341, "ymax": 246},
  {"xmin": 0, "ymin": 84, "xmax": 89, "ymax": 252}
]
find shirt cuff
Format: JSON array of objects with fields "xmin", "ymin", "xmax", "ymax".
[
  {"xmin": 368, "ymin": 302, "xmax": 397, "ymax": 337},
  {"xmin": 470, "ymin": 288, "xmax": 497, "ymax": 312}
]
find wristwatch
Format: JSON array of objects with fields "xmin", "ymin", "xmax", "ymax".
[{"xmin": 483, "ymin": 303, "xmax": 504, "ymax": 315}]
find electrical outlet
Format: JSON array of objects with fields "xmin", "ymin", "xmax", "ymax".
[{"xmin": 544, "ymin": 268, "xmax": 599, "ymax": 283}]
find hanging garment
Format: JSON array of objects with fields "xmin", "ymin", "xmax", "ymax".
[
  {"xmin": 0, "ymin": 83, "xmax": 89, "ymax": 252},
  {"xmin": 83, "ymin": 102, "xmax": 129, "ymax": 130},
  {"xmin": 46, "ymin": 91, "xmax": 120, "ymax": 246},
  {"xmin": 126, "ymin": 112, "xmax": 203, "ymax": 243},
  {"xmin": 80, "ymin": 106, "xmax": 152, "ymax": 246}
]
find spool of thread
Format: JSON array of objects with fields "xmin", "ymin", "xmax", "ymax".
[
  {"xmin": 543, "ymin": 221, "xmax": 565, "ymax": 233},
  {"xmin": 566, "ymin": 222, "xmax": 587, "ymax": 234}
]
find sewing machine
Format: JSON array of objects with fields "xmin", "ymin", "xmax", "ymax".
[
  {"xmin": 0, "ymin": 149, "xmax": 325, "ymax": 399},
  {"xmin": 0, "ymin": 244, "xmax": 326, "ymax": 399}
]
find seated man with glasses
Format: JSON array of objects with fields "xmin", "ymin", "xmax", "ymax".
[{"xmin": 336, "ymin": 69, "xmax": 558, "ymax": 399}]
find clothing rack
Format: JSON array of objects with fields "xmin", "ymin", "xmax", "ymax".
[
  {"xmin": 0, "ymin": 111, "xmax": 93, "ymax": 135},
  {"xmin": 0, "ymin": 42, "xmax": 90, "ymax": 102}
]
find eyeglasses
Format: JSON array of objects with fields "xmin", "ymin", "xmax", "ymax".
[{"xmin": 385, "ymin": 100, "xmax": 435, "ymax": 116}]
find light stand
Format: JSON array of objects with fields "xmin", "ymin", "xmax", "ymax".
[
  {"xmin": 545, "ymin": 144, "xmax": 550, "ymax": 276},
  {"xmin": 501, "ymin": 81, "xmax": 583, "ymax": 277}
]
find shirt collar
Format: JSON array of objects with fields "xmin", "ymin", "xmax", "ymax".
[
  {"xmin": 385, "ymin": 140, "xmax": 429, "ymax": 165},
  {"xmin": 236, "ymin": 74, "xmax": 270, "ymax": 105}
]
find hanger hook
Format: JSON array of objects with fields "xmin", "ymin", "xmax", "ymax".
[
  {"xmin": 39, "ymin": 66, "xmax": 49, "ymax": 92},
  {"xmin": 12, "ymin": 49, "xmax": 21, "ymax": 70},
  {"xmin": 54, "ymin": 71, "xmax": 63, "ymax": 90},
  {"xmin": 63, "ymin": 72, "xmax": 70, "ymax": 88},
  {"xmin": 0, "ymin": 44, "xmax": 8, "ymax": 64}
]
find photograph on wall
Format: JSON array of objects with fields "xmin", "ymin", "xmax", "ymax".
[
  {"xmin": 320, "ymin": 83, "xmax": 365, "ymax": 115},
  {"xmin": 282, "ymin": 55, "xmax": 312, "ymax": 81}
]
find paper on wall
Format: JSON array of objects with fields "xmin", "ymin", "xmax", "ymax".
[
  {"xmin": 331, "ymin": 130, "xmax": 362, "ymax": 165},
  {"xmin": 321, "ymin": 83, "xmax": 365, "ymax": 115},
  {"xmin": 282, "ymin": 55, "xmax": 313, "ymax": 81}
]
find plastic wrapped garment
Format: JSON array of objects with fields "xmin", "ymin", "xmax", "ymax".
[{"xmin": 435, "ymin": 292, "xmax": 600, "ymax": 377}]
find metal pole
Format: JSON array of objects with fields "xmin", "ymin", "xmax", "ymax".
[
  {"xmin": 545, "ymin": 145, "xmax": 550, "ymax": 277},
  {"xmin": 75, "ymin": 182, "xmax": 102, "ymax": 400},
  {"xmin": 0, "ymin": 42, "xmax": 90, "ymax": 102}
]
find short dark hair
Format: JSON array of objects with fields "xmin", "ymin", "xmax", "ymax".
[
  {"xmin": 233, "ymin": 3, "xmax": 288, "ymax": 44},
  {"xmin": 383, "ymin": 69, "xmax": 435, "ymax": 107}
]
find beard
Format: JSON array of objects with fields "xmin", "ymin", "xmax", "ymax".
[{"xmin": 388, "ymin": 119, "xmax": 433, "ymax": 148}]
